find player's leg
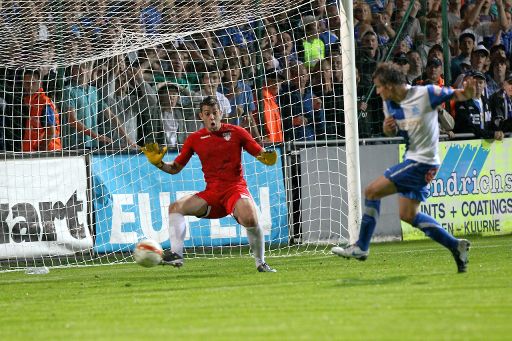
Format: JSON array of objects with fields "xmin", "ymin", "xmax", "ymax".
[
  {"xmin": 399, "ymin": 196, "xmax": 459, "ymax": 248},
  {"xmin": 232, "ymin": 196, "xmax": 276, "ymax": 272},
  {"xmin": 332, "ymin": 175, "xmax": 397, "ymax": 260},
  {"xmin": 163, "ymin": 194, "xmax": 208, "ymax": 267},
  {"xmin": 358, "ymin": 175, "xmax": 397, "ymax": 250},
  {"xmin": 400, "ymin": 197, "xmax": 470, "ymax": 273}
]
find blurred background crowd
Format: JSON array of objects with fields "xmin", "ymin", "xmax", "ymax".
[{"xmin": 1, "ymin": 0, "xmax": 512, "ymax": 153}]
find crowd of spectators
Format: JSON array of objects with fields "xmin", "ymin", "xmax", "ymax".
[{"xmin": 1, "ymin": 0, "xmax": 512, "ymax": 153}]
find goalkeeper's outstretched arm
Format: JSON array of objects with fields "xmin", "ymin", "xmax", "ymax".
[
  {"xmin": 142, "ymin": 143, "xmax": 184, "ymax": 174},
  {"xmin": 160, "ymin": 161, "xmax": 184, "ymax": 174}
]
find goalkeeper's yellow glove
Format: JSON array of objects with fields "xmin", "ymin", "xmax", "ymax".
[
  {"xmin": 142, "ymin": 143, "xmax": 168, "ymax": 168},
  {"xmin": 256, "ymin": 150, "xmax": 277, "ymax": 166}
]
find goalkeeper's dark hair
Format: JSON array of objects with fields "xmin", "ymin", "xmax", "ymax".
[
  {"xmin": 200, "ymin": 96, "xmax": 220, "ymax": 111},
  {"xmin": 372, "ymin": 62, "xmax": 406, "ymax": 86}
]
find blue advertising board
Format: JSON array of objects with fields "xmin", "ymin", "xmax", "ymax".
[{"xmin": 92, "ymin": 150, "xmax": 288, "ymax": 253}]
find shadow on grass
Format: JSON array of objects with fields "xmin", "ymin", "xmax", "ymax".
[{"xmin": 335, "ymin": 275, "xmax": 408, "ymax": 287}]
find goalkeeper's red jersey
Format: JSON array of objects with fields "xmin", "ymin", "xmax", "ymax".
[{"xmin": 174, "ymin": 124, "xmax": 263, "ymax": 188}]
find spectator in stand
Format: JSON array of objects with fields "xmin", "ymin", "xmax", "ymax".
[
  {"xmin": 216, "ymin": 25, "xmax": 246, "ymax": 48},
  {"xmin": 392, "ymin": 52, "xmax": 410, "ymax": 76},
  {"xmin": 413, "ymin": 57, "xmax": 444, "ymax": 86},
  {"xmin": 426, "ymin": 44, "xmax": 446, "ymax": 67},
  {"xmin": 261, "ymin": 71, "xmax": 284, "ymax": 143},
  {"xmin": 220, "ymin": 59, "xmax": 259, "ymax": 139},
  {"xmin": 447, "ymin": 0, "xmax": 463, "ymax": 31},
  {"xmin": 372, "ymin": 10, "xmax": 396, "ymax": 46},
  {"xmin": 194, "ymin": 66, "xmax": 231, "ymax": 117},
  {"xmin": 463, "ymin": 0, "xmax": 501, "ymax": 28},
  {"xmin": 100, "ymin": 66, "xmax": 154, "ymax": 149},
  {"xmin": 138, "ymin": 46, "xmax": 166, "ymax": 83},
  {"xmin": 139, "ymin": 0, "xmax": 163, "ymax": 36},
  {"xmin": 489, "ymin": 43, "xmax": 507, "ymax": 63},
  {"xmin": 354, "ymin": 1, "xmax": 374, "ymax": 43},
  {"xmin": 489, "ymin": 73, "xmax": 512, "ymax": 133},
  {"xmin": 279, "ymin": 62, "xmax": 326, "ymax": 141},
  {"xmin": 261, "ymin": 25, "xmax": 279, "ymax": 56},
  {"xmin": 298, "ymin": 15, "xmax": 326, "ymax": 68},
  {"xmin": 356, "ymin": 31, "xmax": 385, "ymax": 90},
  {"xmin": 486, "ymin": 56, "xmax": 509, "ymax": 96},
  {"xmin": 454, "ymin": 71, "xmax": 504, "ymax": 139},
  {"xmin": 416, "ymin": 19, "xmax": 443, "ymax": 67},
  {"xmin": 61, "ymin": 62, "xmax": 112, "ymax": 150},
  {"xmin": 459, "ymin": 56, "xmax": 473, "ymax": 76},
  {"xmin": 153, "ymin": 49, "xmax": 190, "ymax": 88},
  {"xmin": 451, "ymin": 30, "xmax": 476, "ymax": 81},
  {"xmin": 449, "ymin": 19, "xmax": 464, "ymax": 57},
  {"xmin": 406, "ymin": 50, "xmax": 423, "ymax": 84},
  {"xmin": 312, "ymin": 57, "xmax": 344, "ymax": 139},
  {"xmin": 274, "ymin": 31, "xmax": 298, "ymax": 71},
  {"xmin": 238, "ymin": 47, "xmax": 255, "ymax": 84},
  {"xmin": 452, "ymin": 44, "xmax": 490, "ymax": 88},
  {"xmin": 315, "ymin": 13, "xmax": 340, "ymax": 56},
  {"xmin": 173, "ymin": 65, "xmax": 232, "ymax": 135},
  {"xmin": 391, "ymin": 0, "xmax": 423, "ymax": 49},
  {"xmin": 157, "ymin": 84, "xmax": 181, "ymax": 148},
  {"xmin": 300, "ymin": 0, "xmax": 327, "ymax": 18},
  {"xmin": 183, "ymin": 32, "xmax": 222, "ymax": 70},
  {"xmin": 462, "ymin": 0, "xmax": 509, "ymax": 52},
  {"xmin": 325, "ymin": 0, "xmax": 341, "ymax": 40},
  {"xmin": 21, "ymin": 69, "xmax": 61, "ymax": 152},
  {"xmin": 357, "ymin": 30, "xmax": 385, "ymax": 137}
]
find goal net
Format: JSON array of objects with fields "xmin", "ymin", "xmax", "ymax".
[{"xmin": 0, "ymin": 0, "xmax": 361, "ymax": 271}]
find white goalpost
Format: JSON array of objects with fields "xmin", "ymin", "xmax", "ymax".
[
  {"xmin": 340, "ymin": 0, "xmax": 361, "ymax": 245},
  {"xmin": 0, "ymin": 0, "xmax": 360, "ymax": 271}
]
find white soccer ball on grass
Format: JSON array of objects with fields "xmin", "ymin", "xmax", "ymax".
[{"xmin": 133, "ymin": 239, "xmax": 163, "ymax": 267}]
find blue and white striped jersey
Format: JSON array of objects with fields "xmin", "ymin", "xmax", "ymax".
[{"xmin": 383, "ymin": 84, "xmax": 454, "ymax": 165}]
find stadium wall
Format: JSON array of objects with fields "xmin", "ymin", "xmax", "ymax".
[
  {"xmin": 1, "ymin": 138, "xmax": 512, "ymax": 258},
  {"xmin": 298, "ymin": 139, "xmax": 512, "ymax": 243}
]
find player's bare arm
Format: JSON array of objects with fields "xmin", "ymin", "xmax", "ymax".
[
  {"xmin": 142, "ymin": 142, "xmax": 184, "ymax": 174},
  {"xmin": 383, "ymin": 116, "xmax": 398, "ymax": 137},
  {"xmin": 453, "ymin": 77, "xmax": 476, "ymax": 102}
]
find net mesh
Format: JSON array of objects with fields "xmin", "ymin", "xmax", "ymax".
[{"xmin": 0, "ymin": 0, "xmax": 357, "ymax": 271}]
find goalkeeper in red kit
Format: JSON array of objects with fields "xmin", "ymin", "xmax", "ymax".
[{"xmin": 142, "ymin": 96, "xmax": 278, "ymax": 272}]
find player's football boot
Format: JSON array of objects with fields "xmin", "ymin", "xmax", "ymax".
[
  {"xmin": 450, "ymin": 239, "xmax": 470, "ymax": 273},
  {"xmin": 331, "ymin": 244, "xmax": 369, "ymax": 261},
  {"xmin": 257, "ymin": 262, "xmax": 277, "ymax": 273},
  {"xmin": 161, "ymin": 250, "xmax": 184, "ymax": 268}
]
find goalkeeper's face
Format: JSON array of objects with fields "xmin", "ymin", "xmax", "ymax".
[{"xmin": 199, "ymin": 104, "xmax": 223, "ymax": 132}]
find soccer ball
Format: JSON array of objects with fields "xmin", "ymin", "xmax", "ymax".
[{"xmin": 133, "ymin": 239, "xmax": 163, "ymax": 268}]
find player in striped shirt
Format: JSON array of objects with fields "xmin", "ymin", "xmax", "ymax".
[{"xmin": 332, "ymin": 62, "xmax": 476, "ymax": 273}]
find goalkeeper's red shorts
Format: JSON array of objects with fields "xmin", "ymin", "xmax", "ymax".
[{"xmin": 195, "ymin": 184, "xmax": 253, "ymax": 219}]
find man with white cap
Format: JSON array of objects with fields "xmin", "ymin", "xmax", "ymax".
[{"xmin": 452, "ymin": 44, "xmax": 489, "ymax": 88}]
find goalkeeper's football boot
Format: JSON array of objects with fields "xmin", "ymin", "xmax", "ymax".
[
  {"xmin": 450, "ymin": 239, "xmax": 470, "ymax": 273},
  {"xmin": 161, "ymin": 250, "xmax": 183, "ymax": 268},
  {"xmin": 257, "ymin": 262, "xmax": 277, "ymax": 273},
  {"xmin": 331, "ymin": 244, "xmax": 369, "ymax": 261}
]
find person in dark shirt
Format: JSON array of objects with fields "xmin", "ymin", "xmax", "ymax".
[
  {"xmin": 488, "ymin": 74, "xmax": 512, "ymax": 133},
  {"xmin": 454, "ymin": 71, "xmax": 505, "ymax": 140}
]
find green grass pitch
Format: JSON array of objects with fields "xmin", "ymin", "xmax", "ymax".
[{"xmin": 1, "ymin": 235, "xmax": 511, "ymax": 341}]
